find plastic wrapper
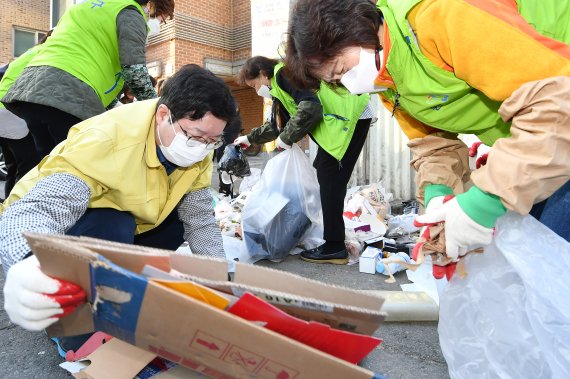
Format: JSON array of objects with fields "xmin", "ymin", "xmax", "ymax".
[
  {"xmin": 241, "ymin": 145, "xmax": 324, "ymax": 262},
  {"xmin": 439, "ymin": 213, "xmax": 570, "ymax": 379},
  {"xmin": 345, "ymin": 182, "xmax": 392, "ymax": 221},
  {"xmin": 386, "ymin": 213, "xmax": 420, "ymax": 238}
]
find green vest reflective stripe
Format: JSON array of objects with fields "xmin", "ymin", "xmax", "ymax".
[
  {"xmin": 0, "ymin": 45, "xmax": 42, "ymax": 110},
  {"xmin": 378, "ymin": 0, "xmax": 510, "ymax": 146},
  {"xmin": 29, "ymin": 0, "xmax": 145, "ymax": 107},
  {"xmin": 270, "ymin": 63, "xmax": 370, "ymax": 160},
  {"xmin": 377, "ymin": 0, "xmax": 570, "ymax": 145}
]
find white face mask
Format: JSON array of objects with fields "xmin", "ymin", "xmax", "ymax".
[
  {"xmin": 147, "ymin": 18, "xmax": 161, "ymax": 37},
  {"xmin": 340, "ymin": 48, "xmax": 388, "ymax": 95},
  {"xmin": 157, "ymin": 112, "xmax": 211, "ymax": 167},
  {"xmin": 256, "ymin": 85, "xmax": 272, "ymax": 99}
]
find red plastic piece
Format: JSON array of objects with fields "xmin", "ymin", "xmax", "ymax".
[{"xmin": 65, "ymin": 332, "xmax": 114, "ymax": 362}]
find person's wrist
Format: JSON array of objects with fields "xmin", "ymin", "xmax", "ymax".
[
  {"xmin": 278, "ymin": 135, "xmax": 292, "ymax": 147},
  {"xmin": 424, "ymin": 184, "xmax": 454, "ymax": 207},
  {"xmin": 456, "ymin": 186, "xmax": 506, "ymax": 228}
]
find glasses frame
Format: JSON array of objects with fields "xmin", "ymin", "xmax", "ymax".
[{"xmin": 169, "ymin": 112, "xmax": 223, "ymax": 150}]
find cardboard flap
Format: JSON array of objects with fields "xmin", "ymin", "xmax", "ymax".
[
  {"xmin": 168, "ymin": 256, "xmax": 385, "ymax": 335},
  {"xmin": 170, "ymin": 253, "xmax": 229, "ymax": 281},
  {"xmin": 73, "ymin": 236, "xmax": 173, "ymax": 273},
  {"xmin": 72, "ymin": 338, "xmax": 155, "ymax": 379},
  {"xmin": 234, "ymin": 262, "xmax": 384, "ymax": 311}
]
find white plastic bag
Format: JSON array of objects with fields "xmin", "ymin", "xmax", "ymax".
[
  {"xmin": 241, "ymin": 145, "xmax": 324, "ymax": 262},
  {"xmin": 239, "ymin": 167, "xmax": 262, "ymax": 194},
  {"xmin": 439, "ymin": 212, "xmax": 570, "ymax": 379}
]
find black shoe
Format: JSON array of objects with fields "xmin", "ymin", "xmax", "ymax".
[{"xmin": 300, "ymin": 244, "xmax": 348, "ymax": 265}]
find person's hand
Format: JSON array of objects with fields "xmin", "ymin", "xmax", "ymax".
[
  {"xmin": 415, "ymin": 186, "xmax": 505, "ymax": 260},
  {"xmin": 4, "ymin": 256, "xmax": 86, "ymax": 331},
  {"xmin": 414, "ymin": 195, "xmax": 456, "ymax": 280},
  {"xmin": 275, "ymin": 136, "xmax": 291, "ymax": 151},
  {"xmin": 233, "ymin": 136, "xmax": 250, "ymax": 149}
]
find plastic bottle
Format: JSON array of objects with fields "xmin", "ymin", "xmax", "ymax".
[{"xmin": 376, "ymin": 252, "xmax": 411, "ymax": 275}]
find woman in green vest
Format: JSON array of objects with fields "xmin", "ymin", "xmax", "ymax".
[
  {"xmin": 283, "ymin": 0, "xmax": 570, "ymax": 272},
  {"xmin": 1, "ymin": 0, "xmax": 174, "ymax": 158},
  {"xmin": 235, "ymin": 56, "xmax": 372, "ymax": 264}
]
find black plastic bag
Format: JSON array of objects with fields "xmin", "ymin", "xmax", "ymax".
[{"xmin": 218, "ymin": 145, "xmax": 251, "ymax": 177}]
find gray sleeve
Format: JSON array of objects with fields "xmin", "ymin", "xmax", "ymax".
[
  {"xmin": 0, "ymin": 173, "xmax": 90, "ymax": 272},
  {"xmin": 116, "ymin": 7, "xmax": 147, "ymax": 66},
  {"xmin": 177, "ymin": 189, "xmax": 225, "ymax": 259}
]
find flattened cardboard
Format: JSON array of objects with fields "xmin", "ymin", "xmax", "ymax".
[
  {"xmin": 25, "ymin": 232, "xmax": 385, "ymax": 379},
  {"xmin": 72, "ymin": 338, "xmax": 155, "ymax": 379}
]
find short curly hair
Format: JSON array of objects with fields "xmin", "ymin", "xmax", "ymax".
[{"xmin": 284, "ymin": 0, "xmax": 383, "ymax": 90}]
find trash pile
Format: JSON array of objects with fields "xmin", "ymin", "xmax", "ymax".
[
  {"xmin": 212, "ymin": 147, "xmax": 424, "ymax": 281},
  {"xmin": 341, "ymin": 182, "xmax": 424, "ymax": 281}
]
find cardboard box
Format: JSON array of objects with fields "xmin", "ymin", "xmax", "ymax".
[
  {"xmin": 359, "ymin": 247, "xmax": 382, "ymax": 274},
  {"xmin": 25, "ymin": 233, "xmax": 387, "ymax": 379}
]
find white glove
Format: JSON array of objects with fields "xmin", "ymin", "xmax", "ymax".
[
  {"xmin": 417, "ymin": 195, "xmax": 447, "ymax": 243},
  {"xmin": 415, "ymin": 197, "xmax": 493, "ymax": 260},
  {"xmin": 275, "ymin": 136, "xmax": 291, "ymax": 150},
  {"xmin": 233, "ymin": 136, "xmax": 250, "ymax": 148},
  {"xmin": 425, "ymin": 195, "xmax": 446, "ymax": 213},
  {"xmin": 4, "ymin": 256, "xmax": 86, "ymax": 331}
]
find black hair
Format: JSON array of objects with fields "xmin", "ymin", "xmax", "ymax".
[
  {"xmin": 135, "ymin": 0, "xmax": 175, "ymax": 21},
  {"xmin": 158, "ymin": 64, "xmax": 237, "ymax": 125},
  {"xmin": 284, "ymin": 0, "xmax": 383, "ymax": 90},
  {"xmin": 236, "ymin": 56, "xmax": 280, "ymax": 86}
]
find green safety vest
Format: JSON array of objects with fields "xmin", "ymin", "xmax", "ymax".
[
  {"xmin": 0, "ymin": 45, "xmax": 42, "ymax": 110},
  {"xmin": 29, "ymin": 0, "xmax": 146, "ymax": 107},
  {"xmin": 270, "ymin": 63, "xmax": 370, "ymax": 160},
  {"xmin": 377, "ymin": 0, "xmax": 570, "ymax": 146}
]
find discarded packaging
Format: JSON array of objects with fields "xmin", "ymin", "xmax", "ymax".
[
  {"xmin": 26, "ymin": 233, "xmax": 387, "ymax": 379},
  {"xmin": 359, "ymin": 247, "xmax": 381, "ymax": 274}
]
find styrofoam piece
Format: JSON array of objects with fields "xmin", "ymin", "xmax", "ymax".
[{"xmin": 360, "ymin": 290, "xmax": 438, "ymax": 322}]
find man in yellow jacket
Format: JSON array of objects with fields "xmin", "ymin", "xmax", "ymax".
[{"xmin": 1, "ymin": 64, "xmax": 236, "ymax": 331}]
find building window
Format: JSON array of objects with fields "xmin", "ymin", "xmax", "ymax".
[{"xmin": 13, "ymin": 29, "xmax": 46, "ymax": 57}]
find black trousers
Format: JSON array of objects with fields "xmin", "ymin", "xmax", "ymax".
[
  {"xmin": 0, "ymin": 133, "xmax": 41, "ymax": 198},
  {"xmin": 4, "ymin": 101, "xmax": 82, "ymax": 158},
  {"xmin": 313, "ymin": 118, "xmax": 371, "ymax": 243}
]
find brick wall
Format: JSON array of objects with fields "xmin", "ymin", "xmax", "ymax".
[
  {"xmin": 1, "ymin": 0, "xmax": 49, "ymax": 64},
  {"xmin": 175, "ymin": 39, "xmax": 232, "ymax": 70},
  {"xmin": 177, "ymin": 0, "xmax": 231, "ymax": 26}
]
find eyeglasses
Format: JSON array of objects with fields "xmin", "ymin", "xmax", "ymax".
[
  {"xmin": 180, "ymin": 128, "xmax": 224, "ymax": 150},
  {"xmin": 170, "ymin": 112, "xmax": 223, "ymax": 150}
]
